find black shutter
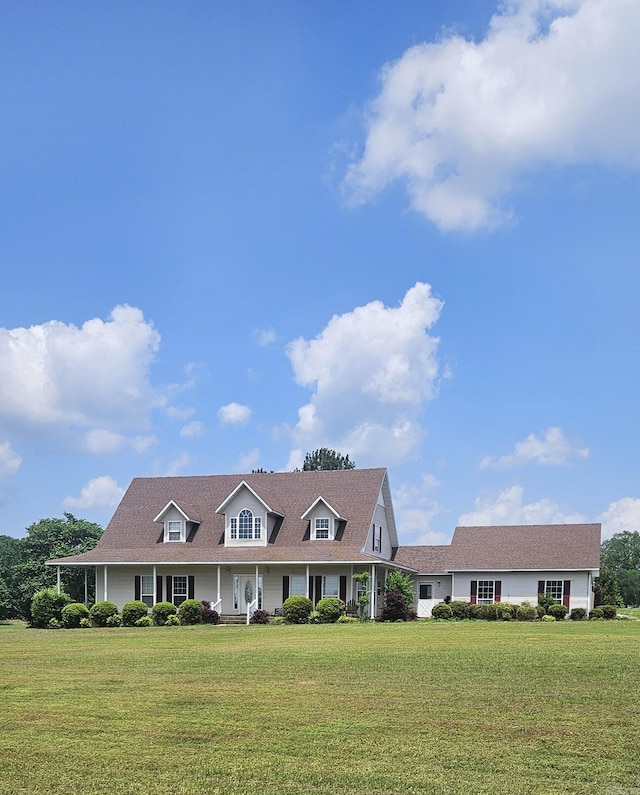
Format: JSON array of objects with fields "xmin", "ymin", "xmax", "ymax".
[
  {"xmin": 308, "ymin": 576, "xmax": 314, "ymax": 603},
  {"xmin": 188, "ymin": 575, "xmax": 195, "ymax": 600},
  {"xmin": 315, "ymin": 575, "xmax": 322, "ymax": 605},
  {"xmin": 563, "ymin": 580, "xmax": 571, "ymax": 610},
  {"xmin": 494, "ymin": 580, "xmax": 502, "ymax": 603},
  {"xmin": 339, "ymin": 575, "xmax": 347, "ymax": 603},
  {"xmin": 166, "ymin": 576, "xmax": 173, "ymax": 603},
  {"xmin": 134, "ymin": 576, "xmax": 141, "ymax": 601},
  {"xmin": 156, "ymin": 576, "xmax": 163, "ymax": 603},
  {"xmin": 282, "ymin": 576, "xmax": 290, "ymax": 602},
  {"xmin": 470, "ymin": 580, "xmax": 477, "ymax": 604},
  {"xmin": 538, "ymin": 580, "xmax": 546, "ymax": 598}
]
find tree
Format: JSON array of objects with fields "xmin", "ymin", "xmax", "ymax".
[
  {"xmin": 382, "ymin": 570, "xmax": 415, "ymax": 620},
  {"xmin": 302, "ymin": 448, "xmax": 355, "ymax": 471},
  {"xmin": 12, "ymin": 513, "xmax": 103, "ymax": 620},
  {"xmin": 597, "ymin": 531, "xmax": 640, "ymax": 607},
  {"xmin": 593, "ymin": 566, "xmax": 624, "ymax": 607},
  {"xmin": 0, "ymin": 535, "xmax": 23, "ymax": 618},
  {"xmin": 0, "ymin": 576, "xmax": 11, "ymax": 621},
  {"xmin": 601, "ymin": 531, "xmax": 640, "ymax": 572}
]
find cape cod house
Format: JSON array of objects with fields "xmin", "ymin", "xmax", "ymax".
[{"xmin": 47, "ymin": 468, "xmax": 601, "ymax": 619}]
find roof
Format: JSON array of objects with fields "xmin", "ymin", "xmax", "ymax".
[
  {"xmin": 393, "ymin": 523, "xmax": 601, "ymax": 573},
  {"xmin": 48, "ymin": 468, "xmax": 396, "ymax": 566}
]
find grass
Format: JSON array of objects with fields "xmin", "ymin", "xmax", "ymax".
[{"xmin": 1, "ymin": 620, "xmax": 639, "ymax": 794}]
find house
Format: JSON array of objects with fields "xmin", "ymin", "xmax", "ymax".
[{"xmin": 47, "ymin": 468, "xmax": 601, "ymax": 619}]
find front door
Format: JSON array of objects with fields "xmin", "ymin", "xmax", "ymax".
[
  {"xmin": 417, "ymin": 582, "xmax": 437, "ymax": 618},
  {"xmin": 233, "ymin": 575, "xmax": 263, "ymax": 615}
]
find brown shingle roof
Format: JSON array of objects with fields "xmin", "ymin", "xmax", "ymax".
[{"xmin": 49, "ymin": 468, "xmax": 393, "ymax": 566}]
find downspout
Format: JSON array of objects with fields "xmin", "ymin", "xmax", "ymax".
[
  {"xmin": 153, "ymin": 565, "xmax": 157, "ymax": 605},
  {"xmin": 217, "ymin": 565, "xmax": 221, "ymax": 606},
  {"xmin": 255, "ymin": 564, "xmax": 259, "ymax": 609},
  {"xmin": 84, "ymin": 569, "xmax": 88, "ymax": 604},
  {"xmin": 306, "ymin": 564, "xmax": 310, "ymax": 598},
  {"xmin": 57, "ymin": 566, "xmax": 61, "ymax": 594},
  {"xmin": 104, "ymin": 565, "xmax": 108, "ymax": 602}
]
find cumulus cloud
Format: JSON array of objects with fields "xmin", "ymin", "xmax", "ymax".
[
  {"xmin": 0, "ymin": 441, "xmax": 21, "ymax": 478},
  {"xmin": 63, "ymin": 475, "xmax": 124, "ymax": 511},
  {"xmin": 84, "ymin": 428, "xmax": 156, "ymax": 454},
  {"xmin": 254, "ymin": 328, "xmax": 277, "ymax": 347},
  {"xmin": 393, "ymin": 474, "xmax": 448, "ymax": 545},
  {"xmin": 218, "ymin": 403, "xmax": 252, "ymax": 426},
  {"xmin": 344, "ymin": 0, "xmax": 640, "ymax": 230},
  {"xmin": 0, "ymin": 305, "xmax": 160, "ymax": 433},
  {"xmin": 458, "ymin": 485, "xmax": 585, "ymax": 526},
  {"xmin": 180, "ymin": 421, "xmax": 204, "ymax": 439},
  {"xmin": 237, "ymin": 448, "xmax": 260, "ymax": 471},
  {"xmin": 598, "ymin": 497, "xmax": 640, "ymax": 540},
  {"xmin": 164, "ymin": 452, "xmax": 190, "ymax": 477},
  {"xmin": 286, "ymin": 282, "xmax": 443, "ymax": 463},
  {"xmin": 480, "ymin": 426, "xmax": 589, "ymax": 469}
]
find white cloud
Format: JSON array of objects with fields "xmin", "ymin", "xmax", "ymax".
[
  {"xmin": 237, "ymin": 448, "xmax": 260, "ymax": 471},
  {"xmin": 393, "ymin": 474, "xmax": 448, "ymax": 545},
  {"xmin": 63, "ymin": 475, "xmax": 124, "ymax": 511},
  {"xmin": 84, "ymin": 428, "xmax": 156, "ymax": 454},
  {"xmin": 286, "ymin": 282, "xmax": 443, "ymax": 464},
  {"xmin": 0, "ymin": 441, "xmax": 21, "ymax": 478},
  {"xmin": 0, "ymin": 305, "xmax": 161, "ymax": 432},
  {"xmin": 254, "ymin": 328, "xmax": 277, "ymax": 347},
  {"xmin": 180, "ymin": 421, "xmax": 204, "ymax": 439},
  {"xmin": 218, "ymin": 403, "xmax": 252, "ymax": 426},
  {"xmin": 344, "ymin": 0, "xmax": 640, "ymax": 230},
  {"xmin": 166, "ymin": 406, "xmax": 196, "ymax": 421},
  {"xmin": 598, "ymin": 497, "xmax": 640, "ymax": 540},
  {"xmin": 164, "ymin": 453, "xmax": 190, "ymax": 477},
  {"xmin": 459, "ymin": 485, "xmax": 585, "ymax": 526},
  {"xmin": 480, "ymin": 426, "xmax": 589, "ymax": 469}
]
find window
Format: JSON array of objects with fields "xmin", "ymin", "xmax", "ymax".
[
  {"xmin": 141, "ymin": 575, "xmax": 154, "ymax": 608},
  {"xmin": 373, "ymin": 524, "xmax": 382, "ymax": 552},
  {"xmin": 290, "ymin": 575, "xmax": 306, "ymax": 596},
  {"xmin": 173, "ymin": 575, "xmax": 188, "ymax": 606},
  {"xmin": 477, "ymin": 580, "xmax": 494, "ymax": 604},
  {"xmin": 166, "ymin": 520, "xmax": 183, "ymax": 542},
  {"xmin": 230, "ymin": 510, "xmax": 262, "ymax": 540},
  {"xmin": 419, "ymin": 583, "xmax": 433, "ymax": 600},
  {"xmin": 322, "ymin": 575, "xmax": 339, "ymax": 598},
  {"xmin": 314, "ymin": 517, "xmax": 330, "ymax": 540},
  {"xmin": 545, "ymin": 580, "xmax": 563, "ymax": 603}
]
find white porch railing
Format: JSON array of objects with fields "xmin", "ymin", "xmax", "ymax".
[
  {"xmin": 210, "ymin": 598, "xmax": 222, "ymax": 613},
  {"xmin": 246, "ymin": 597, "xmax": 259, "ymax": 625}
]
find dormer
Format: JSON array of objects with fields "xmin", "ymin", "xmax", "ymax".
[
  {"xmin": 154, "ymin": 501, "xmax": 200, "ymax": 543},
  {"xmin": 215, "ymin": 480, "xmax": 284, "ymax": 547},
  {"xmin": 302, "ymin": 496, "xmax": 346, "ymax": 541}
]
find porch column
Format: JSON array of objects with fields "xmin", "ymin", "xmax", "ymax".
[
  {"xmin": 350, "ymin": 564, "xmax": 354, "ymax": 601},
  {"xmin": 56, "ymin": 566, "xmax": 61, "ymax": 594},
  {"xmin": 305, "ymin": 565, "xmax": 310, "ymax": 598},
  {"xmin": 84, "ymin": 569, "xmax": 88, "ymax": 604},
  {"xmin": 217, "ymin": 565, "xmax": 221, "ymax": 605},
  {"xmin": 153, "ymin": 565, "xmax": 157, "ymax": 604},
  {"xmin": 370, "ymin": 563, "xmax": 376, "ymax": 619},
  {"xmin": 255, "ymin": 565, "xmax": 259, "ymax": 608},
  {"xmin": 104, "ymin": 565, "xmax": 108, "ymax": 601}
]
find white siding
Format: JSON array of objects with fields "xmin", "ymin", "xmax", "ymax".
[
  {"xmin": 453, "ymin": 571, "xmax": 594, "ymax": 611},
  {"xmin": 223, "ymin": 486, "xmax": 268, "ymax": 547}
]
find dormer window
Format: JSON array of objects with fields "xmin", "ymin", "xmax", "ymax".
[
  {"xmin": 313, "ymin": 517, "xmax": 331, "ymax": 540},
  {"xmin": 229, "ymin": 509, "xmax": 262, "ymax": 540},
  {"xmin": 166, "ymin": 520, "xmax": 185, "ymax": 542}
]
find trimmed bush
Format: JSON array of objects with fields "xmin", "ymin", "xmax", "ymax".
[
  {"xmin": 135, "ymin": 615, "xmax": 153, "ymax": 627},
  {"xmin": 61, "ymin": 602, "xmax": 90, "ymax": 629},
  {"xmin": 31, "ymin": 588, "xmax": 72, "ymax": 629},
  {"xmin": 178, "ymin": 599, "xmax": 203, "ymax": 626},
  {"xmin": 271, "ymin": 615, "xmax": 286, "ymax": 625},
  {"xmin": 122, "ymin": 600, "xmax": 149, "ymax": 627},
  {"xmin": 601, "ymin": 604, "xmax": 618, "ymax": 620},
  {"xmin": 106, "ymin": 613, "xmax": 122, "ymax": 627},
  {"xmin": 431, "ymin": 602, "xmax": 453, "ymax": 620},
  {"xmin": 282, "ymin": 595, "xmax": 313, "ymax": 624},
  {"xmin": 152, "ymin": 601, "xmax": 177, "ymax": 626},
  {"xmin": 516, "ymin": 603, "xmax": 537, "ymax": 621},
  {"xmin": 542, "ymin": 614, "xmax": 556, "ymax": 622},
  {"xmin": 496, "ymin": 602, "xmax": 515, "ymax": 621},
  {"xmin": 570, "ymin": 607, "xmax": 587, "ymax": 621},
  {"xmin": 315, "ymin": 597, "xmax": 345, "ymax": 623},
  {"xmin": 381, "ymin": 588, "xmax": 409, "ymax": 621},
  {"xmin": 480, "ymin": 603, "xmax": 499, "ymax": 621},
  {"xmin": 79, "ymin": 617, "xmax": 91, "ymax": 629},
  {"xmin": 468, "ymin": 603, "xmax": 485, "ymax": 620},
  {"xmin": 249, "ymin": 609, "xmax": 270, "ymax": 625},
  {"xmin": 201, "ymin": 601, "xmax": 220, "ymax": 625},
  {"xmin": 449, "ymin": 601, "xmax": 469, "ymax": 620},
  {"xmin": 165, "ymin": 614, "xmax": 180, "ymax": 626},
  {"xmin": 536, "ymin": 605, "xmax": 546, "ymax": 619},
  {"xmin": 337, "ymin": 614, "xmax": 357, "ymax": 623},
  {"xmin": 589, "ymin": 607, "xmax": 604, "ymax": 619},
  {"xmin": 89, "ymin": 601, "xmax": 119, "ymax": 628},
  {"xmin": 547, "ymin": 603, "xmax": 568, "ymax": 620}
]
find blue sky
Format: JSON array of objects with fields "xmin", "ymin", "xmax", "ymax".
[{"xmin": 1, "ymin": 0, "xmax": 639, "ymax": 542}]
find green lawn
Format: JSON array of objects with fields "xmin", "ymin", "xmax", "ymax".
[{"xmin": 1, "ymin": 620, "xmax": 639, "ymax": 794}]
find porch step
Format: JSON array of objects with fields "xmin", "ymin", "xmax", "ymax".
[{"xmin": 218, "ymin": 614, "xmax": 247, "ymax": 626}]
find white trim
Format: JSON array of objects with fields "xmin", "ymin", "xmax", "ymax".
[
  {"xmin": 215, "ymin": 480, "xmax": 283, "ymax": 516},
  {"xmin": 301, "ymin": 496, "xmax": 345, "ymax": 522},
  {"xmin": 153, "ymin": 500, "xmax": 196, "ymax": 523}
]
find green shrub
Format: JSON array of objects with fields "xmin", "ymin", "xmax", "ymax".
[
  {"xmin": 467, "ymin": 603, "xmax": 484, "ymax": 620},
  {"xmin": 178, "ymin": 599, "xmax": 203, "ymax": 626},
  {"xmin": 536, "ymin": 605, "xmax": 546, "ymax": 619},
  {"xmin": 547, "ymin": 603, "xmax": 567, "ymax": 620},
  {"xmin": 165, "ymin": 614, "xmax": 180, "ymax": 626},
  {"xmin": 315, "ymin": 597, "xmax": 345, "ymax": 623},
  {"xmin": 135, "ymin": 615, "xmax": 153, "ymax": 627},
  {"xmin": 79, "ymin": 617, "xmax": 91, "ymax": 629},
  {"xmin": 47, "ymin": 618, "xmax": 62, "ymax": 629},
  {"xmin": 282, "ymin": 595, "xmax": 313, "ymax": 624},
  {"xmin": 516, "ymin": 602, "xmax": 537, "ymax": 621},
  {"xmin": 337, "ymin": 614, "xmax": 357, "ymax": 623},
  {"xmin": 570, "ymin": 607, "xmax": 587, "ymax": 621},
  {"xmin": 89, "ymin": 601, "xmax": 119, "ymax": 628},
  {"xmin": 30, "ymin": 588, "xmax": 72, "ymax": 629},
  {"xmin": 480, "ymin": 603, "xmax": 499, "ymax": 621},
  {"xmin": 308, "ymin": 610, "xmax": 321, "ymax": 624},
  {"xmin": 151, "ymin": 601, "xmax": 177, "ymax": 626},
  {"xmin": 201, "ymin": 601, "xmax": 220, "ymax": 624},
  {"xmin": 542, "ymin": 614, "xmax": 556, "ymax": 622},
  {"xmin": 61, "ymin": 602, "xmax": 90, "ymax": 629},
  {"xmin": 122, "ymin": 600, "xmax": 149, "ymax": 627},
  {"xmin": 272, "ymin": 615, "xmax": 286, "ymax": 625},
  {"xmin": 600, "ymin": 604, "xmax": 617, "ymax": 620},
  {"xmin": 449, "ymin": 601, "xmax": 469, "ymax": 620},
  {"xmin": 431, "ymin": 602, "xmax": 453, "ymax": 620},
  {"xmin": 106, "ymin": 613, "xmax": 122, "ymax": 627},
  {"xmin": 249, "ymin": 609, "xmax": 270, "ymax": 625},
  {"xmin": 496, "ymin": 602, "xmax": 515, "ymax": 621},
  {"xmin": 589, "ymin": 607, "xmax": 604, "ymax": 620}
]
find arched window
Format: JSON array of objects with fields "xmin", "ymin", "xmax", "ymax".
[
  {"xmin": 230, "ymin": 509, "xmax": 262, "ymax": 540},
  {"xmin": 239, "ymin": 509, "xmax": 253, "ymax": 539}
]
